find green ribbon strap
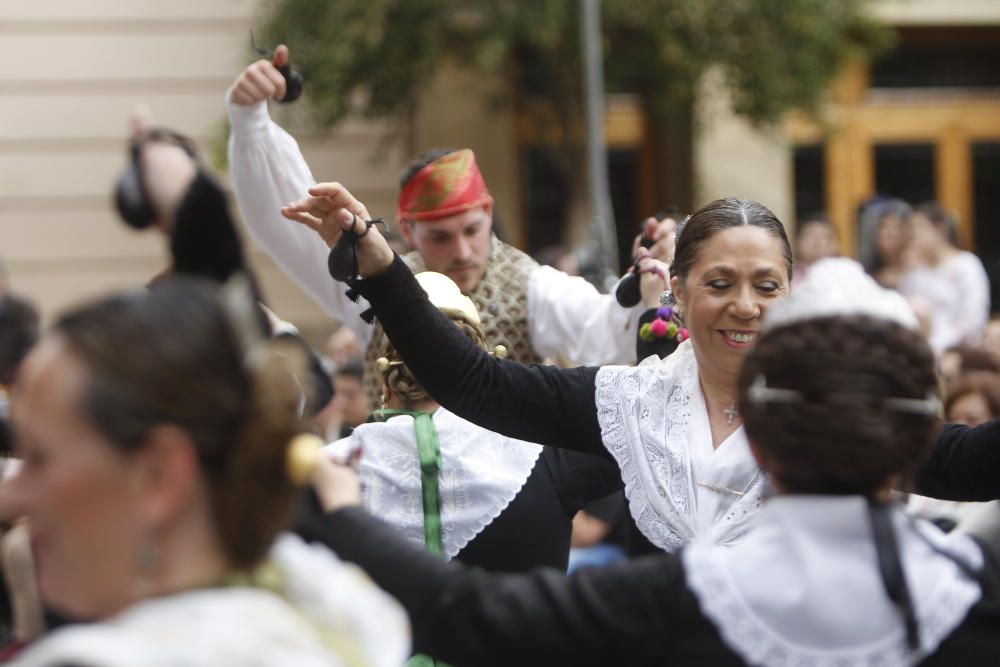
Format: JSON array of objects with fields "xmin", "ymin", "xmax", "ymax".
[{"xmin": 370, "ymin": 410, "xmax": 450, "ymax": 667}]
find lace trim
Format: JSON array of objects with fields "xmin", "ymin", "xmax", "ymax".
[
  {"xmin": 595, "ymin": 341, "xmax": 765, "ymax": 551},
  {"xmin": 355, "ymin": 409, "xmax": 542, "ymax": 559},
  {"xmin": 595, "ymin": 343, "xmax": 695, "ymax": 552},
  {"xmin": 684, "ymin": 531, "xmax": 983, "ymax": 667}
]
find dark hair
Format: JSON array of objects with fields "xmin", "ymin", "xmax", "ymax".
[
  {"xmin": 378, "ymin": 317, "xmax": 488, "ymax": 406},
  {"xmin": 860, "ymin": 198, "xmax": 912, "ymax": 273},
  {"xmin": 739, "ymin": 316, "xmax": 938, "ymax": 495},
  {"xmin": 334, "ymin": 358, "xmax": 365, "ymax": 382},
  {"xmin": 797, "ymin": 212, "xmax": 836, "ymax": 236},
  {"xmin": 398, "ymin": 148, "xmax": 458, "ymax": 191},
  {"xmin": 0, "ymin": 294, "xmax": 40, "ymax": 385},
  {"xmin": 53, "ymin": 278, "xmax": 303, "ymax": 569},
  {"xmin": 914, "ymin": 201, "xmax": 959, "ymax": 247},
  {"xmin": 670, "ymin": 198, "xmax": 792, "ymax": 283},
  {"xmin": 945, "ymin": 371, "xmax": 1000, "ymax": 421},
  {"xmin": 943, "ymin": 344, "xmax": 1000, "ymax": 375}
]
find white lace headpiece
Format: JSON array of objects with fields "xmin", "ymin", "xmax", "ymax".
[{"xmin": 763, "ymin": 257, "xmax": 918, "ymax": 332}]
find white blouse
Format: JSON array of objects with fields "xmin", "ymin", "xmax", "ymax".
[{"xmin": 595, "ymin": 340, "xmax": 767, "ymax": 552}]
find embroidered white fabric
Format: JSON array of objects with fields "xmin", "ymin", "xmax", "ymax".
[
  {"xmin": 764, "ymin": 257, "xmax": 919, "ymax": 332},
  {"xmin": 595, "ymin": 341, "xmax": 766, "ymax": 552},
  {"xmin": 327, "ymin": 408, "xmax": 543, "ymax": 559},
  {"xmin": 15, "ymin": 534, "xmax": 410, "ymax": 667},
  {"xmin": 683, "ymin": 496, "xmax": 984, "ymax": 667}
]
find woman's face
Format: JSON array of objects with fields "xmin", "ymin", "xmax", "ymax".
[
  {"xmin": 796, "ymin": 222, "xmax": 837, "ymax": 266},
  {"xmin": 875, "ymin": 215, "xmax": 906, "ymax": 263},
  {"xmin": 672, "ymin": 226, "xmax": 789, "ymax": 382},
  {"xmin": 947, "ymin": 391, "xmax": 994, "ymax": 427},
  {"xmin": 8, "ymin": 338, "xmax": 146, "ymax": 619},
  {"xmin": 907, "ymin": 212, "xmax": 944, "ymax": 257}
]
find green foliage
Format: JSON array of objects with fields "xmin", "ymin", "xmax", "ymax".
[{"xmin": 261, "ymin": 0, "xmax": 891, "ymax": 131}]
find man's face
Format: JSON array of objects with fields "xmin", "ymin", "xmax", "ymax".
[{"xmin": 400, "ymin": 205, "xmax": 493, "ymax": 294}]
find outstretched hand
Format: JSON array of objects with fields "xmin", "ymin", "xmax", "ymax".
[{"xmin": 282, "ymin": 182, "xmax": 395, "ymax": 278}]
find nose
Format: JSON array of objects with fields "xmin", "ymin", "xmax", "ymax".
[
  {"xmin": 453, "ymin": 234, "xmax": 472, "ymax": 262},
  {"xmin": 730, "ymin": 285, "xmax": 760, "ymax": 320},
  {"xmin": 0, "ymin": 466, "xmax": 30, "ymax": 520}
]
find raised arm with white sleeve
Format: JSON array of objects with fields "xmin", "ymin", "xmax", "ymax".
[{"xmin": 226, "ymin": 95, "xmax": 373, "ymax": 347}]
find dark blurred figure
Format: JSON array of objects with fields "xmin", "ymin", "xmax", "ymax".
[
  {"xmin": 330, "ymin": 360, "xmax": 368, "ymax": 438},
  {"xmin": 0, "ymin": 295, "xmax": 40, "ymax": 455},
  {"xmin": 857, "ymin": 197, "xmax": 911, "ymax": 289},
  {"xmin": 939, "ymin": 344, "xmax": 1000, "ymax": 387}
]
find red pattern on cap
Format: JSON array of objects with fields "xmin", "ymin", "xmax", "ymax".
[{"xmin": 396, "ymin": 149, "xmax": 493, "ymax": 221}]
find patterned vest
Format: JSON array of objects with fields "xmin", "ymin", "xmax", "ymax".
[{"xmin": 363, "ymin": 238, "xmax": 542, "ymax": 410}]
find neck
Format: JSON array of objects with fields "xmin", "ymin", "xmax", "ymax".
[
  {"xmin": 697, "ymin": 363, "xmax": 742, "ymax": 448},
  {"xmin": 698, "ymin": 363, "xmax": 738, "ymax": 407},
  {"xmin": 129, "ymin": 508, "xmax": 232, "ymax": 613}
]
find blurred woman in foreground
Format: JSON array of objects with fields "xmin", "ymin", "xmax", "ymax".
[{"xmin": 4, "ymin": 263, "xmax": 406, "ymax": 663}]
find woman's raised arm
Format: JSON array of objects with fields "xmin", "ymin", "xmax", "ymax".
[{"xmin": 282, "ymin": 184, "xmax": 608, "ymax": 455}]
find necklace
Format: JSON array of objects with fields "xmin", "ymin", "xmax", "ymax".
[
  {"xmin": 697, "ymin": 481, "xmax": 745, "ymax": 497},
  {"xmin": 723, "ymin": 402, "xmax": 739, "ymax": 426}
]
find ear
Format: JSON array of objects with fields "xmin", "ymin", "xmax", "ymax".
[
  {"xmin": 398, "ymin": 218, "xmax": 415, "ymax": 247},
  {"xmin": 481, "ymin": 201, "xmax": 495, "ymax": 231},
  {"xmin": 134, "ymin": 425, "xmax": 201, "ymax": 528},
  {"xmin": 670, "ymin": 275, "xmax": 684, "ymax": 312}
]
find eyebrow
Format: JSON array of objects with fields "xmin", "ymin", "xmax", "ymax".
[{"xmin": 701, "ymin": 265, "xmax": 783, "ymax": 278}]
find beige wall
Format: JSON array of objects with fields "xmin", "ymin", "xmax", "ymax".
[
  {"xmin": 874, "ymin": 0, "xmax": 1000, "ymax": 25},
  {"xmin": 413, "ymin": 66, "xmax": 521, "ymax": 246},
  {"xmin": 0, "ymin": 0, "xmax": 404, "ymax": 346},
  {"xmin": 693, "ymin": 68, "xmax": 794, "ymax": 227}
]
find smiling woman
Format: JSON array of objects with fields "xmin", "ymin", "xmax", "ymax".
[{"xmin": 291, "ymin": 185, "xmax": 794, "ymax": 555}]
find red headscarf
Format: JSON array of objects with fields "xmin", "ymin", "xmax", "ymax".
[{"xmin": 396, "ymin": 149, "xmax": 493, "ymax": 221}]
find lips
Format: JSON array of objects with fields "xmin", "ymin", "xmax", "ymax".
[{"xmin": 719, "ymin": 330, "xmax": 757, "ymax": 348}]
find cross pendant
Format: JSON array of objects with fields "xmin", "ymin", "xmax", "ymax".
[{"xmin": 723, "ymin": 402, "xmax": 739, "ymax": 426}]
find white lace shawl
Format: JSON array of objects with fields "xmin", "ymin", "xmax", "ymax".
[
  {"xmin": 14, "ymin": 534, "xmax": 410, "ymax": 667},
  {"xmin": 595, "ymin": 340, "xmax": 767, "ymax": 552},
  {"xmin": 683, "ymin": 496, "xmax": 984, "ymax": 667},
  {"xmin": 327, "ymin": 408, "xmax": 543, "ymax": 559}
]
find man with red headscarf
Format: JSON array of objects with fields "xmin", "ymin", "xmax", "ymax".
[{"xmin": 226, "ymin": 46, "xmax": 667, "ymax": 407}]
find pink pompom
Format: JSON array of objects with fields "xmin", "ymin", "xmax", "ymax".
[
  {"xmin": 650, "ymin": 318, "xmax": 668, "ymax": 337},
  {"xmin": 676, "ymin": 327, "xmax": 689, "ymax": 343}
]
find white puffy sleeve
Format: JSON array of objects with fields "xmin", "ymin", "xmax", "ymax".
[
  {"xmin": 526, "ymin": 265, "xmax": 642, "ymax": 366},
  {"xmin": 226, "ymin": 94, "xmax": 372, "ymax": 347}
]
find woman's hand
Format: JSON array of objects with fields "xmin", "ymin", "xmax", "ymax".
[
  {"xmin": 311, "ymin": 455, "xmax": 362, "ymax": 513},
  {"xmin": 637, "ymin": 257, "xmax": 671, "ymax": 309},
  {"xmin": 282, "ymin": 182, "xmax": 395, "ymax": 278}
]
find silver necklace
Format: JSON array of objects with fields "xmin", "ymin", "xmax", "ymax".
[{"xmin": 723, "ymin": 402, "xmax": 739, "ymax": 426}]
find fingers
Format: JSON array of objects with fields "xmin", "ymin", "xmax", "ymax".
[
  {"xmin": 230, "ymin": 59, "xmax": 281, "ymax": 105},
  {"xmin": 129, "ymin": 104, "xmax": 153, "ymax": 138},
  {"xmin": 643, "ymin": 217, "xmax": 658, "ymax": 240},
  {"xmin": 273, "ymin": 44, "xmax": 289, "ymax": 68},
  {"xmin": 246, "ymin": 63, "xmax": 286, "ymax": 102},
  {"xmin": 307, "ymin": 182, "xmax": 371, "ymax": 220},
  {"xmin": 280, "ymin": 207, "xmax": 325, "ymax": 231}
]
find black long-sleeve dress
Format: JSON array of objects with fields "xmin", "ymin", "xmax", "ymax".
[
  {"xmin": 297, "ymin": 501, "xmax": 1000, "ymax": 667},
  {"xmin": 345, "ymin": 258, "xmax": 765, "ymax": 556}
]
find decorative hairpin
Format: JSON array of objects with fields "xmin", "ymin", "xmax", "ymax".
[
  {"xmin": 747, "ymin": 374, "xmax": 940, "ymax": 416},
  {"xmin": 639, "ymin": 305, "xmax": 688, "ymax": 344}
]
